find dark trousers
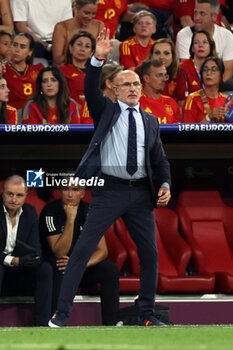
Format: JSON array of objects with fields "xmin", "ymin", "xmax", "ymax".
[
  {"xmin": 57, "ymin": 177, "xmax": 158, "ymax": 322},
  {"xmin": 0, "ymin": 261, "xmax": 52, "ymax": 326},
  {"xmin": 52, "ymin": 259, "xmax": 119, "ymax": 325}
]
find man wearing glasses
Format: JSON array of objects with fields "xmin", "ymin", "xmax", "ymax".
[
  {"xmin": 139, "ymin": 59, "xmax": 181, "ymax": 124},
  {"xmin": 49, "ymin": 28, "xmax": 171, "ymax": 328}
]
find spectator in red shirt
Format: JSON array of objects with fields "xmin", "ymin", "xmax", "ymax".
[
  {"xmin": 119, "ymin": 1, "xmax": 172, "ymax": 41},
  {"xmin": 180, "ymin": 30, "xmax": 217, "ymax": 94},
  {"xmin": 59, "ymin": 31, "xmax": 96, "ymax": 124},
  {"xmin": 139, "ymin": 59, "xmax": 180, "ymax": 124},
  {"xmin": 183, "ymin": 56, "xmax": 227, "ymax": 123},
  {"xmin": 23, "ymin": 66, "xmax": 80, "ymax": 124},
  {"xmin": 172, "ymin": 0, "xmax": 195, "ymax": 40},
  {"xmin": 0, "ymin": 75, "xmax": 18, "ymax": 123},
  {"xmin": 119, "ymin": 10, "xmax": 156, "ymax": 70},
  {"xmin": 148, "ymin": 38, "xmax": 188, "ymax": 110},
  {"xmin": 2, "ymin": 33, "xmax": 44, "ymax": 123},
  {"xmin": 95, "ymin": 0, "xmax": 129, "ymax": 39}
]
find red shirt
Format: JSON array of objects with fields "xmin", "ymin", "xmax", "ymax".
[
  {"xmin": 183, "ymin": 90, "xmax": 227, "ymax": 122},
  {"xmin": 172, "ymin": 0, "xmax": 195, "ymax": 39},
  {"xmin": 129, "ymin": 0, "xmax": 172, "ymax": 12},
  {"xmin": 180, "ymin": 58, "xmax": 202, "ymax": 94},
  {"xmin": 163, "ymin": 67, "xmax": 188, "ymax": 102},
  {"xmin": 4, "ymin": 63, "xmax": 43, "ymax": 109},
  {"xmin": 140, "ymin": 92, "xmax": 181, "ymax": 124},
  {"xmin": 23, "ymin": 99, "xmax": 80, "ymax": 124},
  {"xmin": 120, "ymin": 36, "xmax": 155, "ymax": 69},
  {"xmin": 7, "ymin": 104, "xmax": 18, "ymax": 124},
  {"xmin": 95, "ymin": 0, "xmax": 128, "ymax": 39},
  {"xmin": 59, "ymin": 64, "xmax": 92, "ymax": 124}
]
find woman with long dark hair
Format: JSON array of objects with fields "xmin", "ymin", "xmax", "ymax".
[
  {"xmin": 22, "ymin": 66, "xmax": 80, "ymax": 124},
  {"xmin": 59, "ymin": 30, "xmax": 95, "ymax": 123},
  {"xmin": 2, "ymin": 32, "xmax": 44, "ymax": 122},
  {"xmin": 183, "ymin": 57, "xmax": 227, "ymax": 123},
  {"xmin": 148, "ymin": 38, "xmax": 188, "ymax": 108},
  {"xmin": 0, "ymin": 74, "xmax": 17, "ymax": 123},
  {"xmin": 180, "ymin": 30, "xmax": 217, "ymax": 94}
]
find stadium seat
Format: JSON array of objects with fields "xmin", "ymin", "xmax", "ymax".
[
  {"xmin": 155, "ymin": 207, "xmax": 215, "ymax": 293},
  {"xmin": 176, "ymin": 191, "xmax": 233, "ymax": 293},
  {"xmin": 104, "ymin": 223, "xmax": 127, "ymax": 273},
  {"xmin": 25, "ymin": 188, "xmax": 46, "ymax": 217},
  {"xmin": 115, "ymin": 211, "xmax": 215, "ymax": 294},
  {"xmin": 114, "ymin": 218, "xmax": 140, "ymax": 293}
]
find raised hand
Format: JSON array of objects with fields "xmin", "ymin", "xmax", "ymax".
[{"xmin": 95, "ymin": 27, "xmax": 114, "ymax": 60}]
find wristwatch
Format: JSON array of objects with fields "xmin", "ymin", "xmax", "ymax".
[{"xmin": 205, "ymin": 114, "xmax": 211, "ymax": 122}]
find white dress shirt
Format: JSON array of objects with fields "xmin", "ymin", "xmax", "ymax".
[{"xmin": 3, "ymin": 205, "xmax": 23, "ymax": 266}]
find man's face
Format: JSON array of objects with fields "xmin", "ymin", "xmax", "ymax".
[
  {"xmin": 194, "ymin": 2, "xmax": 216, "ymax": 31},
  {"xmin": 61, "ymin": 185, "xmax": 84, "ymax": 206},
  {"xmin": 2, "ymin": 182, "xmax": 27, "ymax": 212},
  {"xmin": 113, "ymin": 70, "xmax": 142, "ymax": 107},
  {"xmin": 143, "ymin": 65, "xmax": 168, "ymax": 93}
]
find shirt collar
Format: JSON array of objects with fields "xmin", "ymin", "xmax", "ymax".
[
  {"xmin": 117, "ymin": 100, "xmax": 140, "ymax": 113},
  {"xmin": 3, "ymin": 204, "xmax": 23, "ymax": 217}
]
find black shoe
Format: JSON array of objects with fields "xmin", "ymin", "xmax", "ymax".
[{"xmin": 138, "ymin": 314, "xmax": 167, "ymax": 327}]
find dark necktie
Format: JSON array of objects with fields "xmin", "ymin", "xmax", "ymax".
[{"xmin": 127, "ymin": 107, "xmax": 137, "ymax": 175}]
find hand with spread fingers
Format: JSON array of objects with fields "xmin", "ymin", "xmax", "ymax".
[{"xmin": 95, "ymin": 27, "xmax": 114, "ymax": 60}]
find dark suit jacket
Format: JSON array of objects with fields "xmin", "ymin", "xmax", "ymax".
[
  {"xmin": 0, "ymin": 196, "xmax": 41, "ymax": 265},
  {"xmin": 76, "ymin": 62, "xmax": 171, "ymax": 206}
]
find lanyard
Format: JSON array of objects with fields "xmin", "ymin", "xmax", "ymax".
[{"xmin": 193, "ymin": 59, "xmax": 204, "ymax": 88}]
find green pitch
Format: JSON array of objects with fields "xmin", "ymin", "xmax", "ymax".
[{"xmin": 0, "ymin": 325, "xmax": 233, "ymax": 350}]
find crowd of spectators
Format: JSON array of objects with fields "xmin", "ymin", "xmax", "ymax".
[{"xmin": 0, "ymin": 0, "xmax": 233, "ymax": 124}]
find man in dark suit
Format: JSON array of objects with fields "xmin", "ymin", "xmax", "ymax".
[
  {"xmin": 49, "ymin": 28, "xmax": 171, "ymax": 328},
  {"xmin": 0, "ymin": 175, "xmax": 52, "ymax": 326}
]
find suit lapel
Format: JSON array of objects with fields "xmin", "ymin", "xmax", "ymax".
[
  {"xmin": 16, "ymin": 209, "xmax": 25, "ymax": 240},
  {"xmin": 140, "ymin": 107, "xmax": 150, "ymax": 151},
  {"xmin": 109, "ymin": 102, "xmax": 121, "ymax": 130},
  {"xmin": 0, "ymin": 197, "xmax": 7, "ymax": 237}
]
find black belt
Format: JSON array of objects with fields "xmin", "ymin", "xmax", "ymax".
[{"xmin": 102, "ymin": 174, "xmax": 148, "ymax": 187}]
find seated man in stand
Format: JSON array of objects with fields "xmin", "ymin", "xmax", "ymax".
[
  {"xmin": 39, "ymin": 180, "xmax": 119, "ymax": 325},
  {"xmin": 0, "ymin": 175, "xmax": 52, "ymax": 326},
  {"xmin": 176, "ymin": 0, "xmax": 233, "ymax": 82},
  {"xmin": 139, "ymin": 59, "xmax": 181, "ymax": 123}
]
